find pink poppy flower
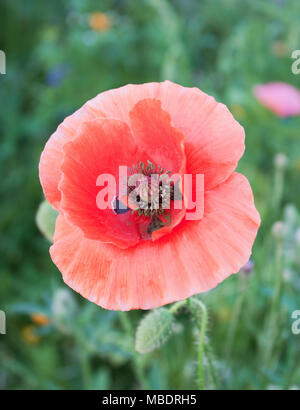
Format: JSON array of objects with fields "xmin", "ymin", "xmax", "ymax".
[{"xmin": 253, "ymin": 82, "xmax": 300, "ymax": 117}]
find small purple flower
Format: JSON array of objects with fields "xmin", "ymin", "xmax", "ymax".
[
  {"xmin": 241, "ymin": 259, "xmax": 254, "ymax": 275},
  {"xmin": 46, "ymin": 63, "xmax": 71, "ymax": 87}
]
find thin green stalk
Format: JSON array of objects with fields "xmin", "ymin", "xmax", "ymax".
[
  {"xmin": 272, "ymin": 154, "xmax": 287, "ymax": 214},
  {"xmin": 225, "ymin": 274, "xmax": 247, "ymax": 359},
  {"xmin": 78, "ymin": 348, "xmax": 91, "ymax": 389},
  {"xmin": 273, "ymin": 166, "xmax": 284, "ymax": 212},
  {"xmin": 264, "ymin": 238, "xmax": 283, "ymax": 367},
  {"xmin": 119, "ymin": 312, "xmax": 149, "ymax": 389},
  {"xmin": 188, "ymin": 297, "xmax": 208, "ymax": 390}
]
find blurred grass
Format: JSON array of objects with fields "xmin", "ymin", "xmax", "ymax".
[{"xmin": 0, "ymin": 0, "xmax": 300, "ymax": 389}]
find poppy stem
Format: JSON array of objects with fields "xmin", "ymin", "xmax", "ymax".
[
  {"xmin": 188, "ymin": 297, "xmax": 208, "ymax": 390},
  {"xmin": 169, "ymin": 299, "xmax": 187, "ymax": 314},
  {"xmin": 118, "ymin": 312, "xmax": 149, "ymax": 389},
  {"xmin": 205, "ymin": 343, "xmax": 218, "ymax": 389}
]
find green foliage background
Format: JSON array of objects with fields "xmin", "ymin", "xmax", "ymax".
[{"xmin": 0, "ymin": 0, "xmax": 300, "ymax": 389}]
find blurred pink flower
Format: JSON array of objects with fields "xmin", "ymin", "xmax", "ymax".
[{"xmin": 253, "ymin": 82, "xmax": 300, "ymax": 117}]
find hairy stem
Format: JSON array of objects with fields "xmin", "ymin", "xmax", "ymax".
[
  {"xmin": 205, "ymin": 343, "xmax": 218, "ymax": 389},
  {"xmin": 169, "ymin": 299, "xmax": 187, "ymax": 314}
]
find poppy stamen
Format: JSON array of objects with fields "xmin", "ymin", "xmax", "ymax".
[{"xmin": 126, "ymin": 161, "xmax": 174, "ymax": 232}]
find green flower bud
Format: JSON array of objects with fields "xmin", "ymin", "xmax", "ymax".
[
  {"xmin": 274, "ymin": 153, "xmax": 288, "ymax": 170},
  {"xmin": 135, "ymin": 308, "xmax": 174, "ymax": 354},
  {"xmin": 36, "ymin": 200, "xmax": 58, "ymax": 242}
]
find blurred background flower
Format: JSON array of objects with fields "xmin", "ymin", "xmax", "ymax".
[
  {"xmin": 21, "ymin": 325, "xmax": 41, "ymax": 345},
  {"xmin": 88, "ymin": 12, "xmax": 112, "ymax": 32},
  {"xmin": 253, "ymin": 82, "xmax": 300, "ymax": 117},
  {"xmin": 31, "ymin": 313, "xmax": 50, "ymax": 326},
  {"xmin": 46, "ymin": 63, "xmax": 72, "ymax": 88},
  {"xmin": 240, "ymin": 259, "xmax": 254, "ymax": 275}
]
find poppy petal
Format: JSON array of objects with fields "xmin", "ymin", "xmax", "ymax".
[
  {"xmin": 50, "ymin": 173, "xmax": 260, "ymax": 310},
  {"xmin": 129, "ymin": 98, "xmax": 187, "ymax": 237},
  {"xmin": 40, "ymin": 82, "xmax": 245, "ymax": 211},
  {"xmin": 59, "ymin": 118, "xmax": 145, "ymax": 249},
  {"xmin": 129, "ymin": 99, "xmax": 186, "ymax": 174},
  {"xmin": 86, "ymin": 81, "xmax": 245, "ymax": 189},
  {"xmin": 39, "ymin": 105, "xmax": 101, "ymax": 209}
]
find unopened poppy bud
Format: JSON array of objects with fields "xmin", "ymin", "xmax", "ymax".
[
  {"xmin": 274, "ymin": 153, "xmax": 288, "ymax": 170},
  {"xmin": 36, "ymin": 201, "xmax": 58, "ymax": 242},
  {"xmin": 135, "ymin": 308, "xmax": 174, "ymax": 354},
  {"xmin": 272, "ymin": 221, "xmax": 286, "ymax": 240}
]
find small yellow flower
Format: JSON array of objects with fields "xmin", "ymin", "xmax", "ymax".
[
  {"xmin": 88, "ymin": 12, "xmax": 111, "ymax": 32},
  {"xmin": 295, "ymin": 159, "xmax": 300, "ymax": 172},
  {"xmin": 21, "ymin": 325, "xmax": 40, "ymax": 344},
  {"xmin": 230, "ymin": 104, "xmax": 246, "ymax": 120},
  {"xmin": 30, "ymin": 313, "xmax": 50, "ymax": 326}
]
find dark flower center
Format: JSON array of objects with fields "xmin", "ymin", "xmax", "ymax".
[
  {"xmin": 127, "ymin": 161, "xmax": 174, "ymax": 219},
  {"xmin": 113, "ymin": 161, "xmax": 178, "ymax": 235}
]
